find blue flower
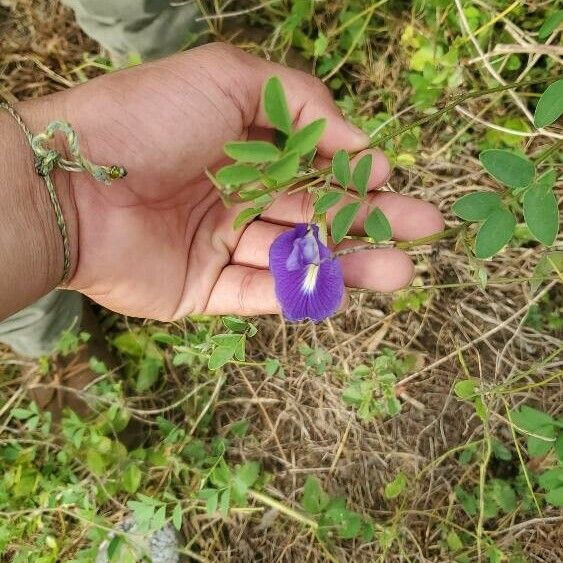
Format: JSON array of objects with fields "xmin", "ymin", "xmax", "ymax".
[{"xmin": 269, "ymin": 224, "xmax": 344, "ymax": 322}]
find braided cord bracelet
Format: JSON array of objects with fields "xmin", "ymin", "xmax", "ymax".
[{"xmin": 0, "ymin": 102, "xmax": 126, "ymax": 284}]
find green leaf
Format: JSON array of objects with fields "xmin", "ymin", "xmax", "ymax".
[
  {"xmin": 232, "ymin": 461, "xmax": 260, "ymax": 504},
  {"xmin": 224, "ymin": 141, "xmax": 281, "ymax": 163},
  {"xmin": 11, "ymin": 407, "xmax": 32, "ymax": 420},
  {"xmin": 452, "ymin": 192, "xmax": 503, "ymax": 221},
  {"xmin": 364, "ymin": 207, "xmax": 392, "ymax": 241},
  {"xmin": 339, "ymin": 512, "xmax": 363, "ymax": 539},
  {"xmin": 332, "ymin": 149, "xmax": 351, "ymax": 186},
  {"xmin": 314, "ymin": 32, "xmax": 329, "ymax": 57},
  {"xmin": 264, "ymin": 76, "xmax": 292, "ymax": 135},
  {"xmin": 208, "ymin": 346, "xmax": 235, "ymax": 370},
  {"xmin": 479, "ymin": 150, "xmax": 535, "ymax": 189},
  {"xmin": 219, "ymin": 488, "xmax": 231, "ymax": 516},
  {"xmin": 491, "ymin": 439, "xmax": 512, "ymax": 461},
  {"xmin": 527, "ymin": 432, "xmax": 555, "ymax": 457},
  {"xmin": 454, "ymin": 379, "xmax": 478, "ymax": 400},
  {"xmin": 122, "ymin": 464, "xmax": 142, "ymax": 494},
  {"xmin": 555, "ymin": 434, "xmax": 563, "ymax": 462},
  {"xmin": 233, "ymin": 207, "xmax": 261, "ymax": 230},
  {"xmin": 302, "ymin": 476, "xmax": 329, "ymax": 514},
  {"xmin": 264, "ymin": 358, "xmax": 281, "ymax": 377},
  {"xmin": 446, "ymin": 530, "xmax": 464, "ymax": 551},
  {"xmin": 384, "ymin": 472, "xmax": 407, "ymax": 499},
  {"xmin": 474, "ymin": 208, "xmax": 516, "ymax": 259},
  {"xmin": 314, "ymin": 192, "xmax": 343, "ymax": 214},
  {"xmin": 491, "ymin": 479, "xmax": 516, "ymax": 512},
  {"xmin": 538, "ymin": 466, "xmax": 563, "ymax": 490},
  {"xmin": 86, "ymin": 449, "xmax": 106, "ymax": 475},
  {"xmin": 331, "ymin": 202, "xmax": 360, "ymax": 243},
  {"xmin": 136, "ymin": 356, "xmax": 163, "ymax": 392},
  {"xmin": 545, "ymin": 487, "xmax": 563, "ymax": 507},
  {"xmin": 511, "ymin": 405, "xmax": 555, "ymax": 432},
  {"xmin": 286, "ymin": 119, "xmax": 326, "ymax": 156},
  {"xmin": 534, "ymin": 79, "xmax": 563, "ymax": 128},
  {"xmin": 538, "ymin": 10, "xmax": 563, "ymax": 41},
  {"xmin": 352, "ymin": 154, "xmax": 373, "ymax": 197},
  {"xmin": 222, "ymin": 316, "xmax": 248, "ymax": 332},
  {"xmin": 265, "ymin": 151, "xmax": 300, "ymax": 183},
  {"xmin": 199, "ymin": 489, "xmax": 219, "ymax": 514},
  {"xmin": 531, "ymin": 251, "xmax": 563, "ymax": 293},
  {"xmin": 523, "ymin": 179, "xmax": 559, "ymax": 246},
  {"xmin": 172, "ymin": 503, "xmax": 183, "ymax": 531},
  {"xmin": 455, "ymin": 486, "xmax": 477, "ymax": 516},
  {"xmin": 216, "ymin": 164, "xmax": 261, "ymax": 187}
]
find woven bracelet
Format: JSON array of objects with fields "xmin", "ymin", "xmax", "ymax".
[{"xmin": 0, "ymin": 102, "xmax": 126, "ymax": 284}]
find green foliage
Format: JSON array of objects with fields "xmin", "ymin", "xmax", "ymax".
[
  {"xmin": 452, "ymin": 192, "xmax": 503, "ymax": 222},
  {"xmin": 534, "ymin": 79, "xmax": 563, "ymax": 128},
  {"xmin": 342, "ymin": 349, "xmax": 413, "ymax": 421},
  {"xmin": 264, "ymin": 76, "xmax": 292, "ymax": 135},
  {"xmin": 522, "ymin": 170, "xmax": 559, "ymax": 245},
  {"xmin": 351, "ymin": 153, "xmax": 373, "ymax": 197},
  {"xmin": 538, "ymin": 10, "xmax": 563, "ymax": 41},
  {"xmin": 314, "ymin": 191, "xmax": 343, "ymax": 214},
  {"xmin": 332, "ymin": 149, "xmax": 351, "ymax": 186},
  {"xmin": 474, "ymin": 208, "xmax": 516, "ymax": 259},
  {"xmin": 286, "ymin": 119, "xmax": 326, "ymax": 155},
  {"xmin": 331, "ymin": 202, "xmax": 360, "ymax": 243},
  {"xmin": 392, "ymin": 288, "xmax": 429, "ymax": 313},
  {"xmin": 299, "ymin": 342, "xmax": 332, "ymax": 374},
  {"xmin": 479, "ymin": 150, "xmax": 535, "ymax": 190},
  {"xmin": 56, "ymin": 329, "xmax": 90, "ymax": 357},
  {"xmin": 384, "ymin": 472, "xmax": 407, "ymax": 499},
  {"xmin": 364, "ymin": 207, "xmax": 392, "ymax": 241},
  {"xmin": 223, "ymin": 141, "xmax": 281, "ymax": 163},
  {"xmin": 301, "ymin": 476, "xmax": 374, "ymax": 541},
  {"xmin": 207, "ymin": 317, "xmax": 257, "ymax": 370},
  {"xmin": 200, "ymin": 459, "xmax": 261, "ymax": 516},
  {"xmin": 216, "ymin": 164, "xmax": 262, "ymax": 187},
  {"xmin": 530, "ymin": 251, "xmax": 563, "ymax": 293}
]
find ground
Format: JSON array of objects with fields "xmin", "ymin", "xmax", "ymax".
[{"xmin": 0, "ymin": 1, "xmax": 562, "ymax": 562}]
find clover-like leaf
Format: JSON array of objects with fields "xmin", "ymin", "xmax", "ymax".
[
  {"xmin": 331, "ymin": 202, "xmax": 360, "ymax": 243},
  {"xmin": 474, "ymin": 207, "xmax": 516, "ymax": 259},
  {"xmin": 264, "ymin": 76, "xmax": 292, "ymax": 135},
  {"xmin": 479, "ymin": 150, "xmax": 534, "ymax": 189}
]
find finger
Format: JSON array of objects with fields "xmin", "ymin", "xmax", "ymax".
[
  {"xmin": 335, "ymin": 242, "xmax": 414, "ymax": 292},
  {"xmin": 204, "ymin": 265, "xmax": 279, "ymax": 316},
  {"xmin": 214, "ymin": 44, "xmax": 370, "ymax": 156},
  {"xmin": 232, "ymin": 220, "xmax": 288, "ymax": 267},
  {"xmin": 315, "ymin": 149, "xmax": 391, "ymax": 191},
  {"xmin": 262, "ymin": 191, "xmax": 444, "ymax": 241},
  {"xmin": 233, "ymin": 221, "xmax": 414, "ymax": 292}
]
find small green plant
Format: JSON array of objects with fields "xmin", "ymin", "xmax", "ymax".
[
  {"xmin": 301, "ymin": 475, "xmax": 374, "ymax": 541},
  {"xmin": 342, "ymin": 348, "xmax": 414, "ymax": 421}
]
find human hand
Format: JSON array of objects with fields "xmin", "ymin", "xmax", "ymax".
[{"xmin": 22, "ymin": 43, "xmax": 443, "ymax": 320}]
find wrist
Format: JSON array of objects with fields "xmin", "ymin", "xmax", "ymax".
[
  {"xmin": 16, "ymin": 93, "xmax": 79, "ymax": 286},
  {"xmin": 0, "ymin": 92, "xmax": 78, "ymax": 319}
]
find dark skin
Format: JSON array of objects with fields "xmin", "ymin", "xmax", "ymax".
[{"xmin": 0, "ymin": 43, "xmax": 444, "ymax": 322}]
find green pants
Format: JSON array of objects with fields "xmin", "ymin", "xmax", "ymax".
[{"xmin": 0, "ymin": 0, "xmax": 200, "ymax": 358}]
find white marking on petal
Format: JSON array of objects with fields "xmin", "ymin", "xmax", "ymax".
[{"xmin": 302, "ymin": 264, "xmax": 319, "ymax": 293}]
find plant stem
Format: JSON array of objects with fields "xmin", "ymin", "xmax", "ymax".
[
  {"xmin": 270, "ymin": 75, "xmax": 560, "ymax": 194},
  {"xmin": 368, "ymin": 76, "xmax": 560, "ymax": 148},
  {"xmin": 248, "ymin": 490, "xmax": 319, "ymax": 530},
  {"xmin": 333, "ymin": 227, "xmax": 462, "ymax": 257},
  {"xmin": 534, "ymin": 139, "xmax": 563, "ymax": 164}
]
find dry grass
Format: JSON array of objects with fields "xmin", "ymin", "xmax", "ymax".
[{"xmin": 1, "ymin": 0, "xmax": 562, "ymax": 561}]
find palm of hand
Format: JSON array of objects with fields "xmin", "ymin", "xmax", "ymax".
[{"xmin": 61, "ymin": 44, "xmax": 443, "ymax": 321}]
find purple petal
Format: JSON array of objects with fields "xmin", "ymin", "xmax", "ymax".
[{"xmin": 269, "ymin": 224, "xmax": 344, "ymax": 322}]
